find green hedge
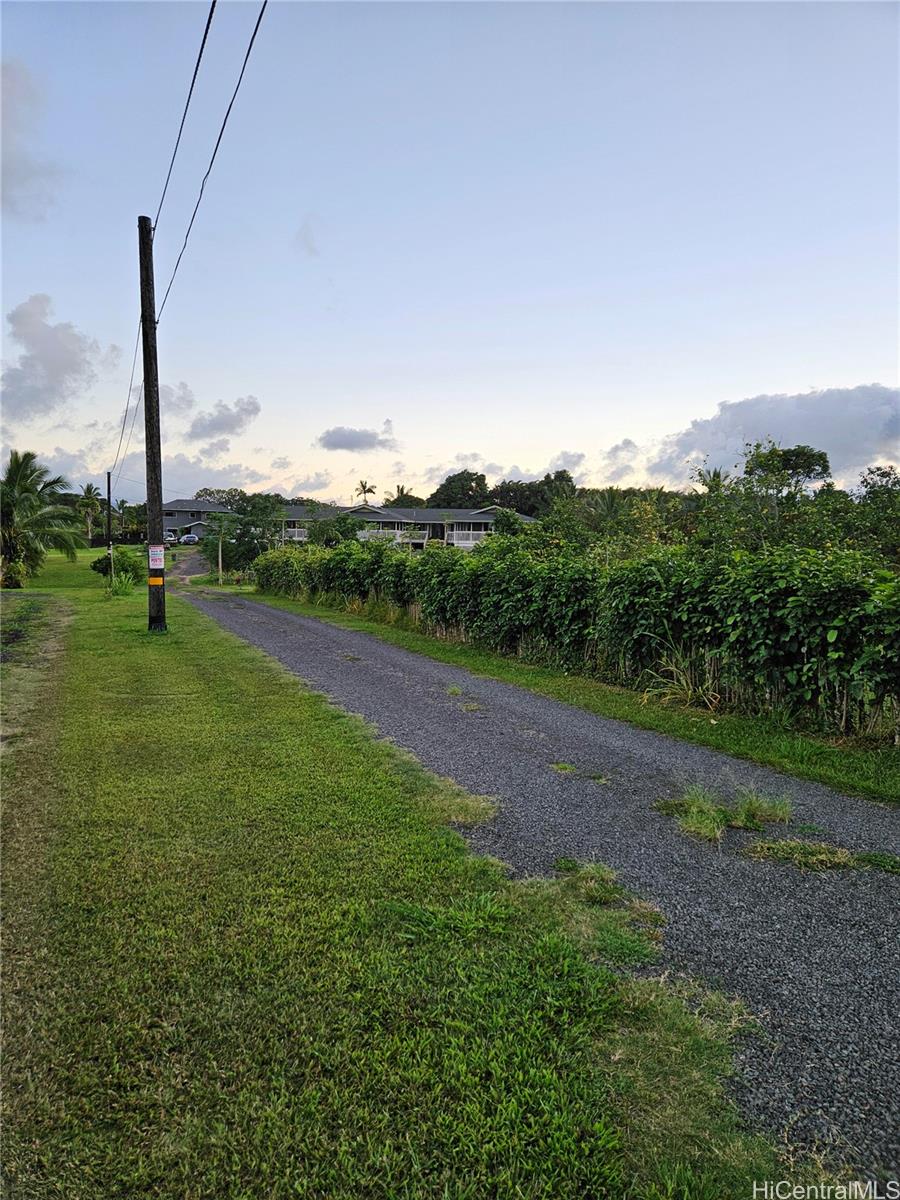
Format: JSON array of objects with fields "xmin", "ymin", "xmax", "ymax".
[{"xmin": 253, "ymin": 540, "xmax": 899, "ymax": 736}]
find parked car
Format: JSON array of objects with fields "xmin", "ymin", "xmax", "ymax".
[
  {"xmin": 163, "ymin": 531, "xmax": 177, "ymax": 544},
  {"xmin": 179, "ymin": 533, "xmax": 200, "ymax": 545}
]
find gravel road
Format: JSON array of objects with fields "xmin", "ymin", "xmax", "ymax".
[{"xmin": 185, "ymin": 591, "xmax": 900, "ymax": 1175}]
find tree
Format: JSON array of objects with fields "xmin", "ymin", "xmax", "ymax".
[
  {"xmin": 426, "ymin": 470, "xmax": 490, "ymax": 508},
  {"xmin": 306, "ymin": 513, "xmax": 365, "ymax": 547},
  {"xmin": 384, "ymin": 484, "xmax": 425, "ymax": 506},
  {"xmin": 204, "ymin": 511, "xmax": 240, "ymax": 585},
  {"xmin": 209, "ymin": 493, "xmax": 287, "ymax": 570},
  {"xmin": 115, "ymin": 498, "xmax": 129, "ymax": 538},
  {"xmin": 1, "ymin": 450, "xmax": 86, "ymax": 585},
  {"xmin": 355, "ymin": 480, "xmax": 376, "ymax": 502},
  {"xmin": 193, "ymin": 487, "xmax": 247, "ymax": 509},
  {"xmin": 78, "ymin": 482, "xmax": 102, "ymax": 540}
]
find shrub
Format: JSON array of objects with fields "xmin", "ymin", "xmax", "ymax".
[
  {"xmin": 251, "ymin": 540, "xmax": 899, "ymax": 736},
  {"xmin": 91, "ymin": 547, "xmax": 144, "ymax": 582}
]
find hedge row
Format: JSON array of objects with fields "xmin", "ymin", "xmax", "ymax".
[{"xmin": 253, "ymin": 540, "xmax": 900, "ymax": 736}]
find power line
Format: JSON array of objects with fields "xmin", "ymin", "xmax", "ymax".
[
  {"xmin": 112, "ymin": 380, "xmax": 144, "ymax": 492},
  {"xmin": 109, "ymin": 319, "xmax": 142, "ymax": 474},
  {"xmin": 109, "ymin": 2, "xmax": 218, "ymax": 475},
  {"xmin": 156, "ymin": 0, "xmax": 268, "ymax": 323},
  {"xmin": 152, "ymin": 0, "xmax": 218, "ymax": 233}
]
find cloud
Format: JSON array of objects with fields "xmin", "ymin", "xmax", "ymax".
[
  {"xmin": 317, "ymin": 418, "xmax": 398, "ymax": 452},
  {"xmin": 1, "ymin": 294, "xmax": 112, "ymax": 421},
  {"xmin": 199, "ymin": 438, "xmax": 230, "ymax": 459},
  {"xmin": 423, "ymin": 451, "xmax": 504, "ymax": 484},
  {"xmin": 646, "ymin": 384, "xmax": 899, "ymax": 486},
  {"xmin": 271, "ymin": 455, "xmax": 292, "ymax": 471},
  {"xmin": 160, "ymin": 382, "xmax": 195, "ymax": 414},
  {"xmin": 187, "ymin": 395, "xmax": 261, "ymax": 440},
  {"xmin": 289, "ymin": 471, "xmax": 331, "ymax": 494},
  {"xmin": 597, "ymin": 439, "xmax": 640, "ymax": 484},
  {"xmin": 2, "ymin": 60, "xmax": 62, "ymax": 220}
]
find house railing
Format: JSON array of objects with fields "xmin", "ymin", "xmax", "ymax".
[
  {"xmin": 446, "ymin": 530, "xmax": 487, "ymax": 546},
  {"xmin": 357, "ymin": 528, "xmax": 430, "ymax": 544}
]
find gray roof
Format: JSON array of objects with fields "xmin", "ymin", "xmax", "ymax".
[
  {"xmin": 282, "ymin": 504, "xmax": 535, "ymax": 524},
  {"xmin": 162, "ymin": 499, "xmax": 234, "ymax": 513}
]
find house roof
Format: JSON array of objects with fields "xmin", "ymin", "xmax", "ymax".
[{"xmin": 162, "ymin": 499, "xmax": 234, "ymax": 513}]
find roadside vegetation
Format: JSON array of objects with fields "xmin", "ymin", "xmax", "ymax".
[
  {"xmin": 656, "ymin": 786, "xmax": 792, "ymax": 845},
  {"xmin": 2, "ymin": 552, "xmax": 834, "ymax": 1197},
  {"xmin": 745, "ymin": 840, "xmax": 900, "ymax": 874},
  {"xmin": 241, "ymin": 595, "xmax": 898, "ymax": 804},
  {"xmin": 246, "ymin": 445, "xmax": 899, "ymax": 791}
]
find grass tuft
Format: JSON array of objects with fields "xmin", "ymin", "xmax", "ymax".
[
  {"xmin": 657, "ymin": 785, "xmax": 792, "ymax": 845},
  {"xmin": 747, "ymin": 840, "xmax": 900, "ymax": 875},
  {"xmin": 551, "ymin": 761, "xmax": 578, "ymax": 774}
]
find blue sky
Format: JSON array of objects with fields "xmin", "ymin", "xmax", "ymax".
[{"xmin": 2, "ymin": 1, "xmax": 898, "ymax": 502}]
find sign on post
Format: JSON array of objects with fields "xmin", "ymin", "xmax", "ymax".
[{"xmin": 148, "ymin": 544, "xmax": 165, "ymax": 571}]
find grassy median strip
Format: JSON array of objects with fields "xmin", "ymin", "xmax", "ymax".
[
  {"xmin": 237, "ymin": 590, "xmax": 899, "ymax": 805},
  {"xmin": 3, "ymin": 556, "xmax": 824, "ymax": 1197}
]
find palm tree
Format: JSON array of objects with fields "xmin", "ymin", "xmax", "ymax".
[
  {"xmin": 355, "ymin": 480, "xmax": 376, "ymax": 502},
  {"xmin": 78, "ymin": 483, "xmax": 101, "ymax": 540},
  {"xmin": 383, "ymin": 483, "xmax": 425, "ymax": 506},
  {"xmin": 1, "ymin": 450, "xmax": 86, "ymax": 585},
  {"xmin": 115, "ymin": 498, "xmax": 129, "ymax": 537}
]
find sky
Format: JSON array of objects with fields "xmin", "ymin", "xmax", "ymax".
[{"xmin": 2, "ymin": 0, "xmax": 898, "ymax": 504}]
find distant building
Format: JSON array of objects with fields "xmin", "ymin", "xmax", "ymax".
[
  {"xmin": 282, "ymin": 502, "xmax": 534, "ymax": 549},
  {"xmin": 162, "ymin": 498, "xmax": 534, "ymax": 548},
  {"xmin": 162, "ymin": 499, "xmax": 233, "ymax": 538}
]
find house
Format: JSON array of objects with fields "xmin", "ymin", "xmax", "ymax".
[
  {"xmin": 162, "ymin": 499, "xmax": 234, "ymax": 538},
  {"xmin": 281, "ymin": 503, "xmax": 534, "ymax": 549},
  {"xmin": 162, "ymin": 498, "xmax": 534, "ymax": 548}
]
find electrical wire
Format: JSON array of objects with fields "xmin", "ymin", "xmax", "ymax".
[
  {"xmin": 152, "ymin": 0, "xmax": 218, "ymax": 233},
  {"xmin": 109, "ymin": 319, "xmax": 142, "ymax": 475},
  {"xmin": 112, "ymin": 380, "xmax": 144, "ymax": 492},
  {"xmin": 156, "ymin": 0, "xmax": 268, "ymax": 323}
]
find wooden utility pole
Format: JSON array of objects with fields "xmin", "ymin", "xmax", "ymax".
[
  {"xmin": 106, "ymin": 470, "xmax": 114, "ymax": 582},
  {"xmin": 138, "ymin": 215, "xmax": 167, "ymax": 632}
]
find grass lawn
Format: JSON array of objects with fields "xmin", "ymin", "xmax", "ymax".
[
  {"xmin": 2, "ymin": 555, "xmax": 823, "ymax": 1197},
  {"xmin": 240, "ymin": 591, "xmax": 899, "ymax": 805}
]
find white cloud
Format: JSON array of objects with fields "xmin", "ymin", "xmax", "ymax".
[
  {"xmin": 2, "ymin": 60, "xmax": 62, "ymax": 220},
  {"xmin": 160, "ymin": 382, "xmax": 195, "ymax": 414},
  {"xmin": 289, "ymin": 471, "xmax": 331, "ymax": 494},
  {"xmin": 646, "ymin": 384, "xmax": 899, "ymax": 486},
  {"xmin": 271, "ymin": 455, "xmax": 291, "ymax": 471},
  {"xmin": 317, "ymin": 418, "xmax": 397, "ymax": 452},
  {"xmin": 199, "ymin": 438, "xmax": 230, "ymax": 459},
  {"xmin": 187, "ymin": 395, "xmax": 261, "ymax": 440},
  {"xmin": 1, "ymin": 294, "xmax": 114, "ymax": 421}
]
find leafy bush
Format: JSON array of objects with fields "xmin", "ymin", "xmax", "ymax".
[
  {"xmin": 105, "ymin": 573, "xmax": 135, "ymax": 598},
  {"xmin": 252, "ymin": 539, "xmax": 899, "ymax": 737},
  {"xmin": 91, "ymin": 547, "xmax": 144, "ymax": 582}
]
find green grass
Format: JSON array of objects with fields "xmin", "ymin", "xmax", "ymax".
[
  {"xmin": 240, "ymin": 590, "xmax": 899, "ymax": 804},
  {"xmin": 746, "ymin": 840, "xmax": 900, "ymax": 875},
  {"xmin": 2, "ymin": 556, "xmax": 832, "ymax": 1195},
  {"xmin": 656, "ymin": 785, "xmax": 792, "ymax": 845}
]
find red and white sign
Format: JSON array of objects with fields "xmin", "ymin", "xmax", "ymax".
[{"xmin": 148, "ymin": 545, "xmax": 165, "ymax": 570}]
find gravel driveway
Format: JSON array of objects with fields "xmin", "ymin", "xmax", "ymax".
[{"xmin": 185, "ymin": 592, "xmax": 900, "ymax": 1175}]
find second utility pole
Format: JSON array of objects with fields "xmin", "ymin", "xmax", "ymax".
[{"xmin": 138, "ymin": 214, "xmax": 167, "ymax": 632}]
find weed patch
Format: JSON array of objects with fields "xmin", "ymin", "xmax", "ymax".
[
  {"xmin": 746, "ymin": 840, "xmax": 900, "ymax": 875},
  {"xmin": 656, "ymin": 785, "xmax": 791, "ymax": 845}
]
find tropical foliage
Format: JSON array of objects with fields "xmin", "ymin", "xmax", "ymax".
[
  {"xmin": 1, "ymin": 451, "xmax": 86, "ymax": 586},
  {"xmin": 254, "ymin": 535, "xmax": 899, "ymax": 739}
]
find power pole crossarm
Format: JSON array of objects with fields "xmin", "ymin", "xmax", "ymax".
[{"xmin": 138, "ymin": 214, "xmax": 167, "ymax": 632}]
